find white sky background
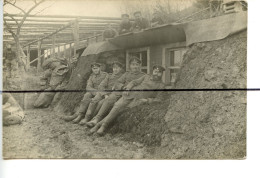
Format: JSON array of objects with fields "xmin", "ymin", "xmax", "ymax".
[{"xmin": 3, "ymin": 0, "xmax": 193, "ymax": 18}]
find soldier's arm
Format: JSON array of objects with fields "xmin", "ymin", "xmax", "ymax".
[
  {"xmin": 144, "ymin": 18, "xmax": 150, "ymax": 29},
  {"xmin": 98, "ymin": 75, "xmax": 109, "ymax": 96},
  {"xmin": 86, "ymin": 76, "xmax": 95, "ymax": 91},
  {"xmin": 114, "ymin": 73, "xmax": 126, "ymax": 90},
  {"xmin": 126, "ymin": 75, "xmax": 146, "ymax": 89}
]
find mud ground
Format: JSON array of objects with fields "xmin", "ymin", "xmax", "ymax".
[{"xmin": 3, "ymin": 108, "xmax": 148, "ymax": 159}]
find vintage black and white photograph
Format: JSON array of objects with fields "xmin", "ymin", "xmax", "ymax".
[{"xmin": 2, "ymin": 0, "xmax": 247, "ymax": 159}]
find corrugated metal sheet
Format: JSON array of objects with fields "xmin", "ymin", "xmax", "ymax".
[
  {"xmin": 81, "ymin": 41, "xmax": 122, "ymax": 57},
  {"xmin": 109, "ymin": 24, "xmax": 186, "ymax": 49},
  {"xmin": 81, "ymin": 12, "xmax": 247, "ymax": 55},
  {"xmin": 183, "ymin": 11, "xmax": 247, "ymax": 46},
  {"xmin": 110, "ymin": 11, "xmax": 247, "ymax": 48}
]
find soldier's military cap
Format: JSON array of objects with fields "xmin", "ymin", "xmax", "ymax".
[
  {"xmin": 121, "ymin": 14, "xmax": 129, "ymax": 18},
  {"xmin": 133, "ymin": 11, "xmax": 141, "ymax": 15},
  {"xmin": 91, "ymin": 62, "xmax": 102, "ymax": 68},
  {"xmin": 153, "ymin": 65, "xmax": 165, "ymax": 72},
  {"xmin": 112, "ymin": 61, "xmax": 124, "ymax": 68},
  {"xmin": 129, "ymin": 56, "xmax": 141, "ymax": 64}
]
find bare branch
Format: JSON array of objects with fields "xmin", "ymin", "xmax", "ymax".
[
  {"xmin": 33, "ymin": 2, "xmax": 55, "ymax": 16},
  {"xmin": 17, "ymin": 0, "xmax": 45, "ymax": 35},
  {"xmin": 4, "ymin": 0, "xmax": 26, "ymax": 14}
]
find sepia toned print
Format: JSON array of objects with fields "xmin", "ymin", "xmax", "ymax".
[{"xmin": 2, "ymin": 0, "xmax": 247, "ymax": 159}]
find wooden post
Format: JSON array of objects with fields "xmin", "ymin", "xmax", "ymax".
[
  {"xmin": 51, "ymin": 35, "xmax": 56, "ymax": 57},
  {"xmin": 26, "ymin": 45, "xmax": 30, "ymax": 70},
  {"xmin": 63, "ymin": 44, "xmax": 66, "ymax": 58},
  {"xmin": 69, "ymin": 43, "xmax": 72, "ymax": 59},
  {"xmin": 37, "ymin": 40, "xmax": 42, "ymax": 72},
  {"xmin": 72, "ymin": 19, "xmax": 79, "ymax": 57},
  {"xmin": 58, "ymin": 45, "xmax": 60, "ymax": 57}
]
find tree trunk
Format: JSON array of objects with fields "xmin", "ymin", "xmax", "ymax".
[{"xmin": 13, "ymin": 35, "xmax": 27, "ymax": 72}]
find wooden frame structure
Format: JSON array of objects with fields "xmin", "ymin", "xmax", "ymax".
[{"xmin": 3, "ymin": 14, "xmax": 121, "ymax": 71}]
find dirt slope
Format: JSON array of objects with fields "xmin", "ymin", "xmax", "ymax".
[{"xmin": 109, "ymin": 31, "xmax": 247, "ymax": 159}]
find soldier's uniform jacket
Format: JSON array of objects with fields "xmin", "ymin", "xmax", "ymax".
[
  {"xmin": 132, "ymin": 17, "xmax": 150, "ymax": 31},
  {"xmin": 114, "ymin": 71, "xmax": 145, "ymax": 90},
  {"xmin": 98, "ymin": 71, "xmax": 125, "ymax": 96},
  {"xmin": 124, "ymin": 74, "xmax": 165, "ymax": 102},
  {"xmin": 119, "ymin": 21, "xmax": 133, "ymax": 34},
  {"xmin": 86, "ymin": 71, "xmax": 107, "ymax": 94}
]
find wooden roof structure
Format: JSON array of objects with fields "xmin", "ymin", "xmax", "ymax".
[
  {"xmin": 3, "ymin": 13, "xmax": 122, "ymax": 71},
  {"xmin": 3, "ymin": 14, "xmax": 121, "ymax": 50}
]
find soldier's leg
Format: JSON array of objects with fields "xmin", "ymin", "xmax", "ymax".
[
  {"xmin": 90, "ymin": 97, "xmax": 132, "ymax": 135},
  {"xmin": 87, "ymin": 94, "xmax": 119, "ymax": 128},
  {"xmin": 79, "ymin": 94, "xmax": 103, "ymax": 125},
  {"xmin": 93, "ymin": 99, "xmax": 104, "ymax": 116},
  {"xmin": 72, "ymin": 92, "xmax": 93, "ymax": 123}
]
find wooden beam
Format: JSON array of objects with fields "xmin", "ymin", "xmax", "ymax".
[
  {"xmin": 4, "ymin": 18, "xmax": 121, "ymax": 23},
  {"xmin": 23, "ymin": 20, "xmax": 76, "ymax": 47},
  {"xmin": 6, "ymin": 14, "xmax": 121, "ymax": 20}
]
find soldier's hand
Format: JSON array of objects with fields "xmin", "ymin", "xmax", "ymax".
[{"xmin": 104, "ymin": 95, "xmax": 109, "ymax": 99}]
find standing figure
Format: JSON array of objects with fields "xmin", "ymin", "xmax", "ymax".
[
  {"xmin": 3, "ymin": 44, "xmax": 17, "ymax": 78},
  {"xmin": 102, "ymin": 23, "xmax": 118, "ymax": 40},
  {"xmin": 118, "ymin": 14, "xmax": 133, "ymax": 35},
  {"xmin": 86, "ymin": 56, "xmax": 145, "ymax": 129},
  {"xmin": 132, "ymin": 11, "xmax": 150, "ymax": 32},
  {"xmin": 90, "ymin": 65, "xmax": 166, "ymax": 136},
  {"xmin": 61, "ymin": 62, "xmax": 107, "ymax": 123},
  {"xmin": 79, "ymin": 61, "xmax": 125, "ymax": 125}
]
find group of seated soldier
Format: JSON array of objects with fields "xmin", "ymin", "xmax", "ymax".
[
  {"xmin": 102, "ymin": 11, "xmax": 165, "ymax": 40},
  {"xmin": 60, "ymin": 56, "xmax": 166, "ymax": 136}
]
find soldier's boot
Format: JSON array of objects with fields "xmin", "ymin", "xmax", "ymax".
[
  {"xmin": 79, "ymin": 114, "xmax": 92, "ymax": 126},
  {"xmin": 87, "ymin": 99, "xmax": 114, "ymax": 128},
  {"xmin": 79, "ymin": 103, "xmax": 95, "ymax": 126},
  {"xmin": 72, "ymin": 113, "xmax": 84, "ymax": 124},
  {"xmin": 96, "ymin": 106, "xmax": 121, "ymax": 136},
  {"xmin": 89, "ymin": 120, "xmax": 104, "ymax": 134},
  {"xmin": 62, "ymin": 113, "xmax": 78, "ymax": 122}
]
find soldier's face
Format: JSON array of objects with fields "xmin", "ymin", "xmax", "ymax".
[
  {"xmin": 92, "ymin": 67, "xmax": 100, "ymax": 75},
  {"xmin": 129, "ymin": 62, "xmax": 141, "ymax": 72},
  {"xmin": 112, "ymin": 65, "xmax": 122, "ymax": 75},
  {"xmin": 134, "ymin": 13, "xmax": 142, "ymax": 20},
  {"xmin": 122, "ymin": 17, "xmax": 129, "ymax": 23}
]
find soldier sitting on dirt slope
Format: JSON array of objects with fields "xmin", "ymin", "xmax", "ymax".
[
  {"xmin": 78, "ymin": 61, "xmax": 125, "ymax": 126},
  {"xmin": 89, "ymin": 65, "xmax": 166, "ymax": 136},
  {"xmin": 85, "ymin": 56, "xmax": 145, "ymax": 129},
  {"xmin": 61, "ymin": 62, "xmax": 107, "ymax": 123}
]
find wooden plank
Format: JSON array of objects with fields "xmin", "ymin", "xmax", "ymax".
[{"xmin": 37, "ymin": 40, "xmax": 42, "ymax": 72}]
